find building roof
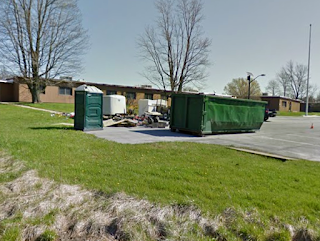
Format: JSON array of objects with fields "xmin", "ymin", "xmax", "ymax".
[
  {"xmin": 9, "ymin": 76, "xmax": 171, "ymax": 93},
  {"xmin": 260, "ymin": 95, "xmax": 303, "ymax": 103},
  {"xmin": 89, "ymin": 82, "xmax": 170, "ymax": 93},
  {"xmin": 0, "ymin": 79, "xmax": 14, "ymax": 84}
]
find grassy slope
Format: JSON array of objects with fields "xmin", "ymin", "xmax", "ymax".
[{"xmin": 1, "ymin": 104, "xmax": 320, "ymax": 230}]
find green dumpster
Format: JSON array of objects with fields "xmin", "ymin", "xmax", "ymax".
[
  {"xmin": 74, "ymin": 85, "xmax": 103, "ymax": 131},
  {"xmin": 170, "ymin": 93, "xmax": 267, "ymax": 135}
]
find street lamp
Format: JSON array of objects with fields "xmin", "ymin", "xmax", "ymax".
[
  {"xmin": 305, "ymin": 24, "xmax": 312, "ymax": 116},
  {"xmin": 246, "ymin": 73, "xmax": 266, "ymax": 99}
]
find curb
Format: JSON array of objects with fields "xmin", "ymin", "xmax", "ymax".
[{"xmin": 230, "ymin": 147, "xmax": 297, "ymax": 161}]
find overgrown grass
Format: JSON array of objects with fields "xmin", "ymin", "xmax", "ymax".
[
  {"xmin": 2, "ymin": 103, "xmax": 320, "ymax": 238},
  {"xmin": 278, "ymin": 111, "xmax": 320, "ymax": 116},
  {"xmin": 0, "ymin": 226, "xmax": 21, "ymax": 241},
  {"xmin": 17, "ymin": 102, "xmax": 74, "ymax": 113}
]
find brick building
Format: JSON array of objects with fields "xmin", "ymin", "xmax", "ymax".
[
  {"xmin": 260, "ymin": 96, "xmax": 302, "ymax": 112},
  {"xmin": 0, "ymin": 77, "xmax": 171, "ymax": 105}
]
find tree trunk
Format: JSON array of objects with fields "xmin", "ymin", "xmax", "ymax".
[{"xmin": 29, "ymin": 83, "xmax": 41, "ymax": 103}]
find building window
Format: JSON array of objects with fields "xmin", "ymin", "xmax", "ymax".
[
  {"xmin": 282, "ymin": 101, "xmax": 287, "ymax": 107},
  {"xmin": 59, "ymin": 87, "xmax": 72, "ymax": 96},
  {"xmin": 107, "ymin": 90, "xmax": 117, "ymax": 95},
  {"xmin": 40, "ymin": 85, "xmax": 46, "ymax": 94},
  {"xmin": 126, "ymin": 92, "xmax": 136, "ymax": 100},
  {"xmin": 161, "ymin": 94, "xmax": 168, "ymax": 100},
  {"xmin": 145, "ymin": 93, "xmax": 153, "ymax": 100}
]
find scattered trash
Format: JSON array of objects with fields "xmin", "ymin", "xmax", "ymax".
[
  {"xmin": 101, "ymin": 104, "xmax": 169, "ymax": 129},
  {"xmin": 103, "ymin": 118, "xmax": 138, "ymax": 127},
  {"xmin": 138, "ymin": 99, "xmax": 167, "ymax": 117},
  {"xmin": 311, "ymin": 123, "xmax": 314, "ymax": 129},
  {"xmin": 51, "ymin": 112, "xmax": 75, "ymax": 119}
]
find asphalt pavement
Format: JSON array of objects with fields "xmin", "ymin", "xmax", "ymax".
[{"xmin": 87, "ymin": 116, "xmax": 320, "ymax": 162}]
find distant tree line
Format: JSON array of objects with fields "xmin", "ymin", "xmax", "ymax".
[
  {"xmin": 265, "ymin": 60, "xmax": 319, "ymax": 102},
  {"xmin": 223, "ymin": 78, "xmax": 261, "ymax": 99},
  {"xmin": 224, "ymin": 60, "xmax": 319, "ymax": 102}
]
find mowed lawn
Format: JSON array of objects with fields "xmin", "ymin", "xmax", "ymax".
[
  {"xmin": 1, "ymin": 103, "xmax": 320, "ymax": 229},
  {"xmin": 278, "ymin": 111, "xmax": 320, "ymax": 117},
  {"xmin": 16, "ymin": 102, "xmax": 75, "ymax": 113}
]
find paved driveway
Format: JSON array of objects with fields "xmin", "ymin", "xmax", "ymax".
[{"xmin": 87, "ymin": 116, "xmax": 320, "ymax": 161}]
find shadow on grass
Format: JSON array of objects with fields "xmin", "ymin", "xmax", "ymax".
[
  {"xmin": 131, "ymin": 128, "xmax": 256, "ymax": 138},
  {"xmin": 29, "ymin": 126, "xmax": 74, "ymax": 131},
  {"xmin": 131, "ymin": 129, "xmax": 199, "ymax": 138}
]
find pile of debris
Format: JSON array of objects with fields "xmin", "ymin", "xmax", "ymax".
[
  {"xmin": 102, "ymin": 97, "xmax": 169, "ymax": 128},
  {"xmin": 102, "ymin": 112, "xmax": 168, "ymax": 128}
]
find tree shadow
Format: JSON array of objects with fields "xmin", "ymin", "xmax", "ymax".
[
  {"xmin": 131, "ymin": 129, "xmax": 199, "ymax": 138},
  {"xmin": 29, "ymin": 126, "xmax": 74, "ymax": 130},
  {"xmin": 131, "ymin": 128, "xmax": 255, "ymax": 138}
]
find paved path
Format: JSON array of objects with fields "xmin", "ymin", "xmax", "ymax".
[
  {"xmin": 88, "ymin": 116, "xmax": 320, "ymax": 162},
  {"xmin": 0, "ymin": 102, "xmax": 62, "ymax": 114}
]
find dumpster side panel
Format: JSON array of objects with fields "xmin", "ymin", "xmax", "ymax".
[
  {"xmin": 170, "ymin": 94, "xmax": 204, "ymax": 134},
  {"xmin": 170, "ymin": 93, "xmax": 266, "ymax": 135},
  {"xmin": 186, "ymin": 95, "xmax": 203, "ymax": 132},
  {"xmin": 203, "ymin": 97, "xmax": 266, "ymax": 133},
  {"xmin": 170, "ymin": 95, "xmax": 187, "ymax": 129}
]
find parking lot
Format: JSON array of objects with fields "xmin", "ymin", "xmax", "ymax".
[{"xmin": 88, "ymin": 116, "xmax": 320, "ymax": 162}]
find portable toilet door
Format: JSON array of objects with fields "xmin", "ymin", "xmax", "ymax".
[{"xmin": 74, "ymin": 85, "xmax": 103, "ymax": 131}]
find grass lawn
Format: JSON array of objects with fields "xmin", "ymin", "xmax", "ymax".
[
  {"xmin": 16, "ymin": 102, "xmax": 75, "ymax": 113},
  {"xmin": 278, "ymin": 111, "xmax": 320, "ymax": 117},
  {"xmin": 2, "ymin": 103, "xmax": 320, "ymax": 239}
]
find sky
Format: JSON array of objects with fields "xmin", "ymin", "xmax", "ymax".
[{"xmin": 77, "ymin": 0, "xmax": 320, "ymax": 95}]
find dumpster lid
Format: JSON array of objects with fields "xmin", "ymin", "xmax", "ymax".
[{"xmin": 75, "ymin": 84, "xmax": 103, "ymax": 94}]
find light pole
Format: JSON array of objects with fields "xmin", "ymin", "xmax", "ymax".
[
  {"xmin": 247, "ymin": 73, "xmax": 266, "ymax": 99},
  {"xmin": 306, "ymin": 24, "xmax": 312, "ymax": 116}
]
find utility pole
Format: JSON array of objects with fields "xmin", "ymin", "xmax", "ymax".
[{"xmin": 306, "ymin": 24, "xmax": 312, "ymax": 116}]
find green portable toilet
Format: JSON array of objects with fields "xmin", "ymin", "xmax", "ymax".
[
  {"xmin": 74, "ymin": 84, "xmax": 103, "ymax": 131},
  {"xmin": 170, "ymin": 93, "xmax": 267, "ymax": 136}
]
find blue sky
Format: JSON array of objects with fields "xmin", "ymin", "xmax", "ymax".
[{"xmin": 77, "ymin": 0, "xmax": 320, "ymax": 94}]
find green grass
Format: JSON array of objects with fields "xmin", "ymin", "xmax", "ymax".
[
  {"xmin": 2, "ymin": 103, "xmax": 320, "ymax": 237},
  {"xmin": 278, "ymin": 111, "xmax": 320, "ymax": 116},
  {"xmin": 17, "ymin": 102, "xmax": 74, "ymax": 113},
  {"xmin": 0, "ymin": 226, "xmax": 20, "ymax": 241}
]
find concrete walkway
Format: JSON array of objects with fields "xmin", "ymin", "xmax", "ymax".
[{"xmin": 87, "ymin": 116, "xmax": 320, "ymax": 162}]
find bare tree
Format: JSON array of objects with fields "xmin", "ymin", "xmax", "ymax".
[
  {"xmin": 316, "ymin": 91, "xmax": 320, "ymax": 102},
  {"xmin": 138, "ymin": 0, "xmax": 211, "ymax": 92},
  {"xmin": 276, "ymin": 68, "xmax": 290, "ymax": 97},
  {"xmin": 0, "ymin": 66, "xmax": 11, "ymax": 79},
  {"xmin": 0, "ymin": 0, "xmax": 88, "ymax": 103},
  {"xmin": 276, "ymin": 61, "xmax": 308, "ymax": 99},
  {"xmin": 301, "ymin": 83, "xmax": 318, "ymax": 102},
  {"xmin": 223, "ymin": 78, "xmax": 261, "ymax": 99},
  {"xmin": 286, "ymin": 61, "xmax": 308, "ymax": 99},
  {"xmin": 265, "ymin": 80, "xmax": 280, "ymax": 96}
]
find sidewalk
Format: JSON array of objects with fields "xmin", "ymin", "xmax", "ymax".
[{"xmin": 0, "ymin": 102, "xmax": 63, "ymax": 114}]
